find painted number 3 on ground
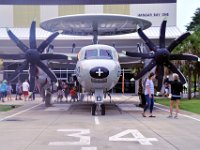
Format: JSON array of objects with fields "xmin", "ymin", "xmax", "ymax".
[{"xmin": 49, "ymin": 129, "xmax": 158, "ymax": 148}]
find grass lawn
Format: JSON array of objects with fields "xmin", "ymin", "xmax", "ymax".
[
  {"xmin": 0, "ymin": 105, "xmax": 20, "ymax": 112},
  {"xmin": 155, "ymin": 98, "xmax": 200, "ymax": 114}
]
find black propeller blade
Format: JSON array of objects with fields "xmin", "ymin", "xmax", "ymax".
[
  {"xmin": 165, "ymin": 61, "xmax": 186, "ymax": 84},
  {"xmin": 137, "ymin": 25, "xmax": 157, "ymax": 51},
  {"xmin": 167, "ymin": 32, "xmax": 191, "ymax": 52},
  {"xmin": 38, "ymin": 32, "xmax": 60, "ymax": 53},
  {"xmin": 0, "ymin": 54, "xmax": 25, "ymax": 60},
  {"xmin": 170, "ymin": 54, "xmax": 199, "ymax": 61},
  {"xmin": 29, "ymin": 21, "xmax": 37, "ymax": 49},
  {"xmin": 2, "ymin": 21, "xmax": 68, "ymax": 92},
  {"xmin": 124, "ymin": 20, "xmax": 198, "ymax": 91},
  {"xmin": 8, "ymin": 60, "xmax": 28, "ymax": 81},
  {"xmin": 122, "ymin": 51, "xmax": 154, "ymax": 59},
  {"xmin": 7, "ymin": 29, "xmax": 29, "ymax": 52},
  {"xmin": 134, "ymin": 60, "xmax": 156, "ymax": 79},
  {"xmin": 159, "ymin": 19, "xmax": 167, "ymax": 48},
  {"xmin": 29, "ymin": 64, "xmax": 37, "ymax": 92},
  {"xmin": 156, "ymin": 65, "xmax": 164, "ymax": 91}
]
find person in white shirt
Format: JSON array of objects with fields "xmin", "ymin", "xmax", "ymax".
[
  {"xmin": 142, "ymin": 72, "xmax": 156, "ymax": 117},
  {"xmin": 22, "ymin": 79, "xmax": 29, "ymax": 101}
]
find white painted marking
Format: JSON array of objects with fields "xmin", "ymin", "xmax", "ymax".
[
  {"xmin": 0, "ymin": 103, "xmax": 42, "ymax": 122},
  {"xmin": 155, "ymin": 106, "xmax": 200, "ymax": 122},
  {"xmin": 94, "ymin": 116, "xmax": 100, "ymax": 125},
  {"xmin": 109, "ymin": 129, "xmax": 158, "ymax": 145},
  {"xmin": 49, "ymin": 129, "xmax": 90, "ymax": 146},
  {"xmin": 81, "ymin": 147, "xmax": 97, "ymax": 150},
  {"xmin": 96, "ymin": 68, "xmax": 103, "ymax": 77}
]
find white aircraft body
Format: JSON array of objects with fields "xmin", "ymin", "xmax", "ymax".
[{"xmin": 76, "ymin": 44, "xmax": 121, "ymax": 101}]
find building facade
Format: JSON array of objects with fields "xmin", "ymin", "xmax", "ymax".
[
  {"xmin": 0, "ymin": 0, "xmax": 181, "ymax": 93},
  {"xmin": 0, "ymin": 0, "xmax": 177, "ymax": 28}
]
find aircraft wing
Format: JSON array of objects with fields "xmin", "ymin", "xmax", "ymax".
[
  {"xmin": 47, "ymin": 52, "xmax": 144, "ymax": 68},
  {"xmin": 47, "ymin": 53, "xmax": 77, "ymax": 69},
  {"xmin": 118, "ymin": 52, "xmax": 143, "ymax": 68}
]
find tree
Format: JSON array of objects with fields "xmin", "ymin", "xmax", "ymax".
[
  {"xmin": 174, "ymin": 8, "xmax": 200, "ymax": 99},
  {"xmin": 186, "ymin": 8, "xmax": 200, "ymax": 31}
]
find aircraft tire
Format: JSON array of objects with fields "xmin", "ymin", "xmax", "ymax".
[
  {"xmin": 101, "ymin": 104, "xmax": 105, "ymax": 116},
  {"xmin": 91, "ymin": 104, "xmax": 96, "ymax": 116}
]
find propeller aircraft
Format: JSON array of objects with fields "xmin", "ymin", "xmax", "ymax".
[{"xmin": 0, "ymin": 14, "xmax": 199, "ymax": 115}]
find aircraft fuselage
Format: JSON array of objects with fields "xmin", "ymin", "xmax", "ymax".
[{"xmin": 75, "ymin": 44, "xmax": 121, "ymax": 103}]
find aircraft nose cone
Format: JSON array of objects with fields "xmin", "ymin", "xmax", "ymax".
[{"xmin": 90, "ymin": 67, "xmax": 109, "ymax": 79}]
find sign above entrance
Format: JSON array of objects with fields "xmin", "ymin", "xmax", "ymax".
[{"xmin": 130, "ymin": 3, "xmax": 177, "ymax": 26}]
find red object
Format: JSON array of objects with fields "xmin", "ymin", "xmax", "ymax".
[
  {"xmin": 23, "ymin": 91, "xmax": 29, "ymax": 96},
  {"xmin": 70, "ymin": 89, "xmax": 75, "ymax": 97}
]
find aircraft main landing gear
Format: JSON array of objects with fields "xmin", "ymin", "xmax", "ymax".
[
  {"xmin": 101, "ymin": 104, "xmax": 105, "ymax": 115},
  {"xmin": 91, "ymin": 104, "xmax": 96, "ymax": 116}
]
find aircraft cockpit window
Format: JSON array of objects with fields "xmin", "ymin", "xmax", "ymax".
[
  {"xmin": 85, "ymin": 50, "xmax": 98, "ymax": 59},
  {"xmin": 100, "ymin": 49, "xmax": 113, "ymax": 59}
]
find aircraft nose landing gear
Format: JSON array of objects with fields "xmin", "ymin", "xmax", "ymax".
[
  {"xmin": 91, "ymin": 89, "xmax": 106, "ymax": 116},
  {"xmin": 91, "ymin": 104, "xmax": 96, "ymax": 116},
  {"xmin": 101, "ymin": 104, "xmax": 105, "ymax": 115}
]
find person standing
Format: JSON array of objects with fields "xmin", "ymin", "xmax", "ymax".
[
  {"xmin": 22, "ymin": 79, "xmax": 29, "ymax": 101},
  {"xmin": 168, "ymin": 74, "xmax": 183, "ymax": 118},
  {"xmin": 164, "ymin": 76, "xmax": 170, "ymax": 97},
  {"xmin": 57, "ymin": 80, "xmax": 63, "ymax": 102},
  {"xmin": 64, "ymin": 82, "xmax": 70, "ymax": 102},
  {"xmin": 7, "ymin": 82, "xmax": 13, "ymax": 101},
  {"xmin": 0, "ymin": 80, "xmax": 8, "ymax": 102},
  {"xmin": 16, "ymin": 81, "xmax": 22, "ymax": 100},
  {"xmin": 142, "ymin": 72, "xmax": 156, "ymax": 117},
  {"xmin": 138, "ymin": 78, "xmax": 145, "ymax": 107}
]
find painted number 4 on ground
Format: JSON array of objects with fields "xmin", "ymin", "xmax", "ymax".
[{"xmin": 49, "ymin": 129, "xmax": 158, "ymax": 149}]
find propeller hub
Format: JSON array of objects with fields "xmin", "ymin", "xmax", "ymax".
[
  {"xmin": 26, "ymin": 49, "xmax": 40, "ymax": 64},
  {"xmin": 155, "ymin": 48, "xmax": 170, "ymax": 63}
]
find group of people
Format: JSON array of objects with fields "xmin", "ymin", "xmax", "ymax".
[
  {"xmin": 0, "ymin": 78, "xmax": 80, "ymax": 103},
  {"xmin": 56, "ymin": 80, "xmax": 79, "ymax": 102},
  {"xmin": 0, "ymin": 79, "xmax": 35, "ymax": 102},
  {"xmin": 141, "ymin": 72, "xmax": 183, "ymax": 119},
  {"xmin": 15, "ymin": 79, "xmax": 33, "ymax": 101}
]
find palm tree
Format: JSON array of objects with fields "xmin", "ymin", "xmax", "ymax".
[{"xmin": 174, "ymin": 25, "xmax": 200, "ymax": 99}]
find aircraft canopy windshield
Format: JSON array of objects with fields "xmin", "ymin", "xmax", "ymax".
[
  {"xmin": 85, "ymin": 50, "xmax": 98, "ymax": 59},
  {"xmin": 100, "ymin": 49, "xmax": 113, "ymax": 59},
  {"xmin": 84, "ymin": 49, "xmax": 113, "ymax": 60}
]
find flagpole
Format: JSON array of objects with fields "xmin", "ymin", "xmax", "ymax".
[{"xmin": 122, "ymin": 68, "xmax": 124, "ymax": 94}]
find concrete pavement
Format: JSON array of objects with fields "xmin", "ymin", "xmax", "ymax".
[{"xmin": 0, "ymin": 94, "xmax": 200, "ymax": 150}]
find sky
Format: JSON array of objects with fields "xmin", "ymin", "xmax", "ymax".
[{"xmin": 177, "ymin": 0, "xmax": 200, "ymax": 32}]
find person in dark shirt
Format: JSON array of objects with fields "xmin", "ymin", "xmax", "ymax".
[{"xmin": 168, "ymin": 74, "xmax": 183, "ymax": 118}]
